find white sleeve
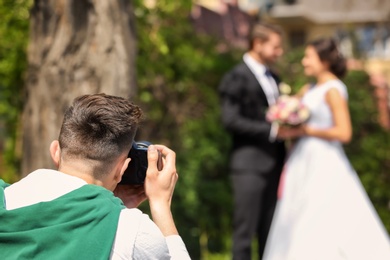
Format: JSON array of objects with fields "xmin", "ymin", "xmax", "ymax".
[
  {"xmin": 132, "ymin": 214, "xmax": 172, "ymax": 260},
  {"xmin": 111, "ymin": 208, "xmax": 170, "ymax": 260},
  {"xmin": 165, "ymin": 235, "xmax": 192, "ymax": 259},
  {"xmin": 269, "ymin": 122, "xmax": 279, "ymax": 142},
  {"xmin": 111, "ymin": 209, "xmax": 191, "ymax": 260}
]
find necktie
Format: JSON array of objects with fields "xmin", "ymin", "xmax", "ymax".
[
  {"xmin": 264, "ymin": 68, "xmax": 273, "ymax": 78},
  {"xmin": 264, "ymin": 69, "xmax": 279, "ymax": 101}
]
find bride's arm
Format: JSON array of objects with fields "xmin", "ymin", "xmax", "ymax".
[{"xmin": 303, "ymin": 88, "xmax": 352, "ymax": 143}]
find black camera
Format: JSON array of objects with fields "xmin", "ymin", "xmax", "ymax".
[{"xmin": 119, "ymin": 141, "xmax": 162, "ymax": 185}]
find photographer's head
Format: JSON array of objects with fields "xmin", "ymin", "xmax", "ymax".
[{"xmin": 50, "ymin": 93, "xmax": 143, "ymax": 190}]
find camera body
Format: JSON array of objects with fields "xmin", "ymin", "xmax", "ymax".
[{"xmin": 119, "ymin": 141, "xmax": 162, "ymax": 185}]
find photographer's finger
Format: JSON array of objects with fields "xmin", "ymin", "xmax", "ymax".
[
  {"xmin": 153, "ymin": 144, "xmax": 176, "ymax": 171},
  {"xmin": 147, "ymin": 145, "xmax": 159, "ymax": 173}
]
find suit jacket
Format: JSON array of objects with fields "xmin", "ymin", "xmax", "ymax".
[{"xmin": 219, "ymin": 61, "xmax": 286, "ymax": 173}]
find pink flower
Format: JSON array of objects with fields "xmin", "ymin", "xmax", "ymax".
[{"xmin": 266, "ymin": 95, "xmax": 310, "ymax": 126}]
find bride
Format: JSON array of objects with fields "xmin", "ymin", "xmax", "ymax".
[{"xmin": 263, "ymin": 38, "xmax": 390, "ymax": 260}]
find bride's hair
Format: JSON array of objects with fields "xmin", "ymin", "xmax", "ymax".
[{"xmin": 308, "ymin": 38, "xmax": 347, "ymax": 78}]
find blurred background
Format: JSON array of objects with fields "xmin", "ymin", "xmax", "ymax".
[{"xmin": 0, "ymin": 0, "xmax": 389, "ymax": 259}]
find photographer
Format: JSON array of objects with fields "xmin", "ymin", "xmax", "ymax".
[{"xmin": 0, "ymin": 93, "xmax": 191, "ymax": 259}]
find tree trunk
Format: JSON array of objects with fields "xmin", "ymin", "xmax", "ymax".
[{"xmin": 21, "ymin": 0, "xmax": 137, "ymax": 176}]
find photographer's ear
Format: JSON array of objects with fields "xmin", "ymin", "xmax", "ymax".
[
  {"xmin": 50, "ymin": 140, "xmax": 61, "ymax": 167},
  {"xmin": 118, "ymin": 158, "xmax": 131, "ymax": 181}
]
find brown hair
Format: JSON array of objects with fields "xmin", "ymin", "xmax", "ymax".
[
  {"xmin": 58, "ymin": 93, "xmax": 143, "ymax": 176},
  {"xmin": 308, "ymin": 37, "xmax": 347, "ymax": 78},
  {"xmin": 248, "ymin": 22, "xmax": 283, "ymax": 50}
]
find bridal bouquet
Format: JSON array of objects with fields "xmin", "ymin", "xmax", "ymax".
[{"xmin": 266, "ymin": 95, "xmax": 310, "ymax": 126}]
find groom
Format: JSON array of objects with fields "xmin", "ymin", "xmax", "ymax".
[{"xmin": 218, "ymin": 22, "xmax": 287, "ymax": 259}]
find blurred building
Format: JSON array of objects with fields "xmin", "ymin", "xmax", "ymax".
[
  {"xmin": 191, "ymin": 0, "xmax": 257, "ymax": 49},
  {"xmin": 268, "ymin": 0, "xmax": 390, "ymax": 54},
  {"xmin": 192, "ymin": 0, "xmax": 390, "ymax": 57},
  {"xmin": 191, "ymin": 0, "xmax": 390, "ymax": 129}
]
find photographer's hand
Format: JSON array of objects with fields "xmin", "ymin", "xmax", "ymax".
[
  {"xmin": 113, "ymin": 184, "xmax": 146, "ymax": 208},
  {"xmin": 145, "ymin": 144, "xmax": 179, "ymax": 236}
]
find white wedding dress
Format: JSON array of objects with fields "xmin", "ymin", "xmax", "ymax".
[{"xmin": 263, "ymin": 79, "xmax": 390, "ymax": 260}]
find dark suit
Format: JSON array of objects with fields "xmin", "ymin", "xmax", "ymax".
[{"xmin": 218, "ymin": 61, "xmax": 286, "ymax": 260}]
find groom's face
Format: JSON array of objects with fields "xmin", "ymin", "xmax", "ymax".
[{"xmin": 254, "ymin": 32, "xmax": 283, "ymax": 65}]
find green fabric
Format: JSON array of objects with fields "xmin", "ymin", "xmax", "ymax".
[{"xmin": 0, "ymin": 180, "xmax": 125, "ymax": 260}]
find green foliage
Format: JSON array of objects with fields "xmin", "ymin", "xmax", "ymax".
[
  {"xmin": 0, "ymin": 0, "xmax": 31, "ymax": 181},
  {"xmin": 133, "ymin": 1, "xmax": 240, "ymax": 258},
  {"xmin": 276, "ymin": 46, "xmax": 307, "ymax": 91}
]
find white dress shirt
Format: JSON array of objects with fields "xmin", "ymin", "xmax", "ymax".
[
  {"xmin": 243, "ymin": 53, "xmax": 280, "ymax": 106},
  {"xmin": 243, "ymin": 53, "xmax": 280, "ymax": 141}
]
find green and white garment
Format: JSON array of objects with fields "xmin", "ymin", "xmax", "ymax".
[{"xmin": 0, "ymin": 178, "xmax": 124, "ymax": 259}]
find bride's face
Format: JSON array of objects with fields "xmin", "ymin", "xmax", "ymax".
[{"xmin": 301, "ymin": 46, "xmax": 327, "ymax": 77}]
